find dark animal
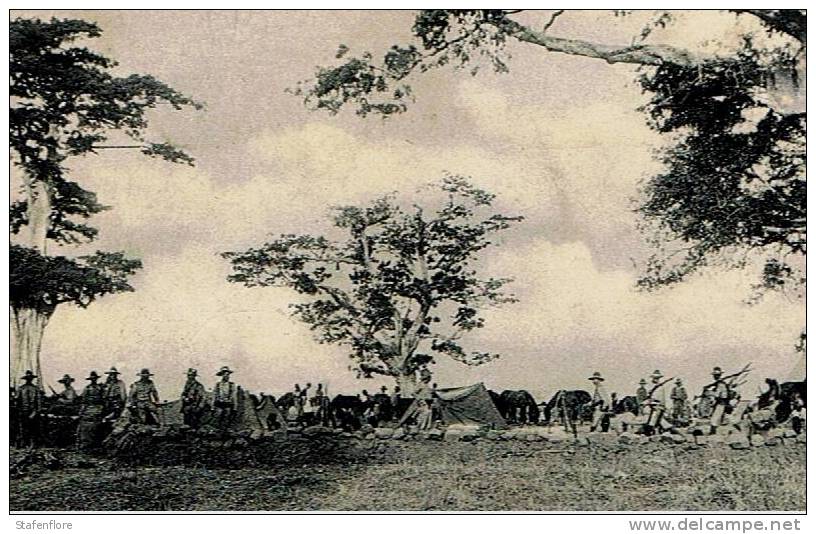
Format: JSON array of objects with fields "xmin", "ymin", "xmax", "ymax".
[
  {"xmin": 329, "ymin": 394, "xmax": 364, "ymax": 431},
  {"xmin": 543, "ymin": 390, "xmax": 592, "ymax": 428},
  {"xmin": 499, "ymin": 390, "xmax": 540, "ymax": 424},
  {"xmin": 612, "ymin": 395, "xmax": 640, "ymax": 416}
]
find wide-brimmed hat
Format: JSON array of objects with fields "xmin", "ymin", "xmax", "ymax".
[
  {"xmin": 638, "ymin": 378, "xmax": 647, "ymax": 385},
  {"xmin": 87, "ymin": 370, "xmax": 101, "ymax": 380},
  {"xmin": 675, "ymin": 378, "xmax": 683, "ymax": 384},
  {"xmin": 588, "ymin": 371, "xmax": 605, "ymax": 382},
  {"xmin": 651, "ymin": 370, "xmax": 664, "ymax": 380},
  {"xmin": 58, "ymin": 374, "xmax": 75, "ymax": 385},
  {"xmin": 187, "ymin": 368, "xmax": 198, "ymax": 376},
  {"xmin": 20, "ymin": 370, "xmax": 37, "ymax": 381},
  {"xmin": 105, "ymin": 367, "xmax": 120, "ymax": 376},
  {"xmin": 138, "ymin": 368, "xmax": 153, "ymax": 377},
  {"xmin": 216, "ymin": 366, "xmax": 233, "ymax": 376},
  {"xmin": 712, "ymin": 366, "xmax": 723, "ymax": 376}
]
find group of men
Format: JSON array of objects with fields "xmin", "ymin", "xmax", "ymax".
[
  {"xmin": 10, "ymin": 365, "xmax": 244, "ymax": 449},
  {"xmin": 587, "ymin": 366, "xmax": 747, "ymax": 435}
]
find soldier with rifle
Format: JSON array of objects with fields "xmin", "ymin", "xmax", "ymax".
[
  {"xmin": 643, "ymin": 370, "xmax": 674, "ymax": 435},
  {"xmin": 704, "ymin": 364, "xmax": 750, "ymax": 434}
]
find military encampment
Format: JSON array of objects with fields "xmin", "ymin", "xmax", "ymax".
[{"xmin": 9, "ymin": 9, "xmax": 806, "ymax": 514}]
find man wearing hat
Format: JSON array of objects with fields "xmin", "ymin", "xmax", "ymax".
[
  {"xmin": 644, "ymin": 370, "xmax": 669, "ymax": 433},
  {"xmin": 77, "ymin": 371, "xmax": 105, "ymax": 450},
  {"xmin": 16, "ymin": 370, "xmax": 42, "ymax": 447},
  {"xmin": 670, "ymin": 378, "xmax": 689, "ymax": 425},
  {"xmin": 635, "ymin": 379, "xmax": 649, "ymax": 413},
  {"xmin": 213, "ymin": 366, "xmax": 237, "ymax": 429},
  {"xmin": 56, "ymin": 374, "xmax": 78, "ymax": 405},
  {"xmin": 102, "ymin": 367, "xmax": 127, "ymax": 420},
  {"xmin": 181, "ymin": 368, "xmax": 207, "ymax": 428},
  {"xmin": 128, "ymin": 369, "xmax": 161, "ymax": 425},
  {"xmin": 588, "ymin": 371, "xmax": 611, "ymax": 432},
  {"xmin": 708, "ymin": 366, "xmax": 730, "ymax": 434}
]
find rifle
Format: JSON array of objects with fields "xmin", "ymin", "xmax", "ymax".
[
  {"xmin": 702, "ymin": 363, "xmax": 752, "ymax": 391},
  {"xmin": 647, "ymin": 377, "xmax": 675, "ymax": 401},
  {"xmin": 47, "ymin": 384, "xmax": 58, "ymax": 397}
]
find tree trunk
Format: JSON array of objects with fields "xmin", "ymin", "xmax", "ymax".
[
  {"xmin": 395, "ymin": 371, "xmax": 419, "ymax": 397},
  {"xmin": 11, "ymin": 140, "xmax": 56, "ymax": 388},
  {"xmin": 10, "ymin": 306, "xmax": 51, "ymax": 389},
  {"xmin": 22, "ymin": 177, "xmax": 52, "ymax": 254}
]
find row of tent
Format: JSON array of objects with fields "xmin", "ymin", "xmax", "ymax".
[{"xmin": 156, "ymin": 382, "xmax": 508, "ymax": 431}]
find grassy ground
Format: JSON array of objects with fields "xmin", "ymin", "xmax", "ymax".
[{"xmin": 10, "ymin": 437, "xmax": 805, "ymax": 512}]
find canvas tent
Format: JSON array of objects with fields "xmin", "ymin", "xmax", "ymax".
[
  {"xmin": 156, "ymin": 387, "xmax": 285, "ymax": 431},
  {"xmin": 399, "ymin": 382, "xmax": 508, "ymax": 429}
]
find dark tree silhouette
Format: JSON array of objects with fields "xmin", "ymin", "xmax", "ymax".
[
  {"xmin": 9, "ymin": 17, "xmax": 201, "ymax": 385},
  {"xmin": 223, "ymin": 176, "xmax": 522, "ymax": 390}
]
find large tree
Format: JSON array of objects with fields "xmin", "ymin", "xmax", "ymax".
[
  {"xmin": 292, "ymin": 10, "xmax": 805, "ymax": 301},
  {"xmin": 222, "ymin": 176, "xmax": 522, "ymax": 391},
  {"xmin": 9, "ymin": 18, "xmax": 201, "ymax": 386}
]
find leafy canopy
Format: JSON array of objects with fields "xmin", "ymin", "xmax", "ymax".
[
  {"xmin": 10, "ymin": 17, "xmax": 202, "ymax": 245},
  {"xmin": 9, "ymin": 17, "xmax": 201, "ymax": 313},
  {"xmin": 292, "ymin": 9, "xmax": 805, "ymax": 297},
  {"xmin": 223, "ymin": 176, "xmax": 523, "ymax": 379}
]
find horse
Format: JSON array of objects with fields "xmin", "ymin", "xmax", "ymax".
[
  {"xmin": 612, "ymin": 395, "xmax": 640, "ymax": 416},
  {"xmin": 499, "ymin": 390, "xmax": 540, "ymax": 424},
  {"xmin": 329, "ymin": 394, "xmax": 365, "ymax": 431},
  {"xmin": 543, "ymin": 390, "xmax": 591, "ymax": 430}
]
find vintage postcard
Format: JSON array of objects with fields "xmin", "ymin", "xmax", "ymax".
[{"xmin": 8, "ymin": 8, "xmax": 806, "ymax": 516}]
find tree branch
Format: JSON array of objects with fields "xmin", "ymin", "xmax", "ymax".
[{"xmin": 490, "ymin": 15, "xmax": 701, "ymax": 67}]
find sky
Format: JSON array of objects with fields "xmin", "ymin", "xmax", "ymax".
[{"xmin": 10, "ymin": 10, "xmax": 805, "ymax": 401}]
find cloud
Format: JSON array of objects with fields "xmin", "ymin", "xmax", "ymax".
[{"xmin": 432, "ymin": 238, "xmax": 804, "ymax": 400}]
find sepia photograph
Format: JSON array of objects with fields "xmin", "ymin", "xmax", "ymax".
[{"xmin": 7, "ymin": 6, "xmax": 807, "ymax": 515}]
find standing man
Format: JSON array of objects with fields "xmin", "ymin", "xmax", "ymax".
[
  {"xmin": 588, "ymin": 371, "xmax": 610, "ymax": 432},
  {"xmin": 16, "ymin": 370, "xmax": 42, "ymax": 447},
  {"xmin": 77, "ymin": 371, "xmax": 105, "ymax": 450},
  {"xmin": 181, "ymin": 368, "xmax": 207, "ymax": 428},
  {"xmin": 708, "ymin": 367, "xmax": 730, "ymax": 434},
  {"xmin": 635, "ymin": 379, "xmax": 649, "ymax": 412},
  {"xmin": 213, "ymin": 366, "xmax": 237, "ymax": 429},
  {"xmin": 644, "ymin": 370, "xmax": 669, "ymax": 433},
  {"xmin": 313, "ymin": 383, "xmax": 329, "ymax": 426},
  {"xmin": 103, "ymin": 367, "xmax": 127, "ymax": 420},
  {"xmin": 128, "ymin": 369, "xmax": 161, "ymax": 425},
  {"xmin": 670, "ymin": 378, "xmax": 689, "ymax": 425}
]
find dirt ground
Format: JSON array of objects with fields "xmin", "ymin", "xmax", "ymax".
[{"xmin": 10, "ymin": 434, "xmax": 806, "ymax": 512}]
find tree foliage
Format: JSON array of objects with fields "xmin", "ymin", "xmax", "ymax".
[
  {"xmin": 9, "ymin": 17, "xmax": 199, "ymax": 321},
  {"xmin": 10, "ymin": 245, "xmax": 142, "ymax": 314},
  {"xmin": 637, "ymin": 40, "xmax": 805, "ymax": 297},
  {"xmin": 223, "ymin": 176, "xmax": 522, "ymax": 381},
  {"xmin": 10, "ymin": 17, "xmax": 202, "ymax": 244},
  {"xmin": 293, "ymin": 9, "xmax": 806, "ymax": 298}
]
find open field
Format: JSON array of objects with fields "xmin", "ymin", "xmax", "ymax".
[{"xmin": 10, "ymin": 433, "xmax": 806, "ymax": 512}]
